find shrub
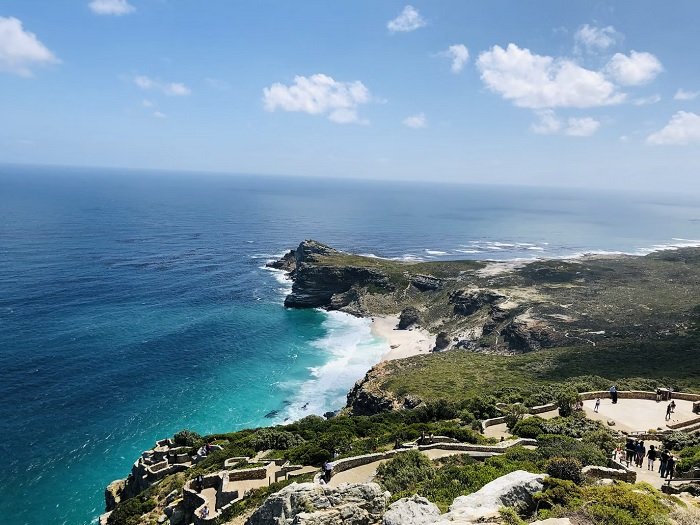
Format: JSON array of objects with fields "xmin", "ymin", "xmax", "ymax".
[
  {"xmin": 537, "ymin": 434, "xmax": 606, "ymax": 467},
  {"xmin": 662, "ymin": 431, "xmax": 700, "ymax": 451},
  {"xmin": 173, "ymin": 429, "xmax": 203, "ymax": 447},
  {"xmin": 376, "ymin": 450, "xmax": 435, "ymax": 494},
  {"xmin": 541, "ymin": 413, "xmax": 604, "ymax": 438},
  {"xmin": 555, "ymin": 388, "xmax": 581, "ymax": 417},
  {"xmin": 499, "ymin": 507, "xmax": 526, "ymax": 525},
  {"xmin": 582, "ymin": 428, "xmax": 619, "ymax": 455},
  {"xmin": 286, "ymin": 442, "xmax": 331, "ymax": 466},
  {"xmin": 511, "ymin": 417, "xmax": 545, "ymax": 439},
  {"xmin": 247, "ymin": 428, "xmax": 304, "ymax": 451},
  {"xmin": 107, "ymin": 495, "xmax": 156, "ymax": 525},
  {"xmin": 546, "ymin": 457, "xmax": 583, "ymax": 484},
  {"xmin": 504, "ymin": 403, "xmax": 527, "ymax": 430},
  {"xmin": 676, "ymin": 445, "xmax": 700, "ymax": 474}
]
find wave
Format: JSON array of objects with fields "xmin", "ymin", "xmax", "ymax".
[
  {"xmin": 260, "ymin": 265, "xmax": 292, "ymax": 298},
  {"xmin": 425, "ymin": 249, "xmax": 449, "ymax": 256},
  {"xmin": 280, "ymin": 311, "xmax": 388, "ymax": 422}
]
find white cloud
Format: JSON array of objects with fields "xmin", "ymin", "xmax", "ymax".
[
  {"xmin": 605, "ymin": 51, "xmax": 663, "ymax": 86},
  {"xmin": 0, "ymin": 16, "xmax": 58, "ymax": 77},
  {"xmin": 402, "ymin": 113, "xmax": 426, "ymax": 128},
  {"xmin": 89, "ymin": 0, "xmax": 135, "ymax": 16},
  {"xmin": 134, "ymin": 75, "xmax": 191, "ymax": 96},
  {"xmin": 153, "ymin": 111, "xmax": 166, "ymax": 119},
  {"xmin": 477, "ymin": 43, "xmax": 624, "ymax": 109},
  {"xmin": 674, "ymin": 88, "xmax": 699, "ymax": 101},
  {"xmin": 387, "ymin": 5, "xmax": 426, "ymax": 33},
  {"xmin": 441, "ymin": 44, "xmax": 469, "ymax": 73},
  {"xmin": 565, "ymin": 116, "xmax": 600, "ymax": 136},
  {"xmin": 142, "ymin": 99, "xmax": 154, "ymax": 108},
  {"xmin": 647, "ymin": 111, "xmax": 700, "ymax": 145},
  {"xmin": 263, "ymin": 74, "xmax": 371, "ymax": 124},
  {"xmin": 574, "ymin": 24, "xmax": 620, "ymax": 52},
  {"xmin": 531, "ymin": 110, "xmax": 600, "ymax": 137},
  {"xmin": 632, "ymin": 94, "xmax": 661, "ymax": 106},
  {"xmin": 531, "ymin": 110, "xmax": 562, "ymax": 134}
]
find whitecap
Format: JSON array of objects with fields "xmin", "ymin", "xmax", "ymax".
[{"xmin": 425, "ymin": 249, "xmax": 449, "ymax": 256}]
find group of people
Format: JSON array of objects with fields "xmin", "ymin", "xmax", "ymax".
[{"xmin": 619, "ymin": 440, "xmax": 676, "ymax": 478}]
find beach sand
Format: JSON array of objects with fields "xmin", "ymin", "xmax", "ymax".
[{"xmin": 371, "ymin": 314, "xmax": 435, "ymax": 361}]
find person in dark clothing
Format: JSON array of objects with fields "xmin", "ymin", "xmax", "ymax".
[
  {"xmin": 625, "ymin": 440, "xmax": 635, "ymax": 466},
  {"xmin": 666, "ymin": 455, "xmax": 675, "ymax": 479},
  {"xmin": 636, "ymin": 441, "xmax": 646, "ymax": 468},
  {"xmin": 660, "ymin": 449, "xmax": 670, "ymax": 477},
  {"xmin": 647, "ymin": 445, "xmax": 657, "ymax": 470},
  {"xmin": 666, "ymin": 403, "xmax": 672, "ymax": 421},
  {"xmin": 610, "ymin": 386, "xmax": 618, "ymax": 404},
  {"xmin": 195, "ymin": 474, "xmax": 204, "ymax": 492}
]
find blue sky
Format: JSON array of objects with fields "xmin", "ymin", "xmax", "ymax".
[{"xmin": 1, "ymin": 0, "xmax": 700, "ymax": 190}]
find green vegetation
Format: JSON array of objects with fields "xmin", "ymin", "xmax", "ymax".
[
  {"xmin": 545, "ymin": 457, "xmax": 583, "ymax": 484},
  {"xmin": 375, "ymin": 450, "xmax": 435, "ymax": 494},
  {"xmin": 173, "ymin": 429, "xmax": 203, "ymax": 447},
  {"xmin": 376, "ymin": 338, "xmax": 700, "ymax": 409},
  {"xmin": 534, "ymin": 478, "xmax": 678, "ymax": 525},
  {"xmin": 107, "ymin": 494, "xmax": 156, "ymax": 525},
  {"xmin": 677, "ymin": 445, "xmax": 700, "ymax": 474}
]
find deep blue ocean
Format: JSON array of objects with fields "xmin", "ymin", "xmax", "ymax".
[{"xmin": 1, "ymin": 165, "xmax": 698, "ymax": 525}]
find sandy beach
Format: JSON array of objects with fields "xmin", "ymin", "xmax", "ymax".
[{"xmin": 371, "ymin": 314, "xmax": 435, "ymax": 361}]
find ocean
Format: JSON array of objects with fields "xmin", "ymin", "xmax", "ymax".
[{"xmin": 0, "ymin": 165, "xmax": 698, "ymax": 525}]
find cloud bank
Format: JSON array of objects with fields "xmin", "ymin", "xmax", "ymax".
[{"xmin": 0, "ymin": 17, "xmax": 58, "ymax": 77}]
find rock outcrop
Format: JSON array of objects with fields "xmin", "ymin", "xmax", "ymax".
[
  {"xmin": 501, "ymin": 316, "xmax": 560, "ymax": 353},
  {"xmin": 449, "ymin": 289, "xmax": 506, "ymax": 317},
  {"xmin": 275, "ymin": 240, "xmax": 395, "ymax": 309},
  {"xmin": 382, "ymin": 495, "xmax": 441, "ymax": 525},
  {"xmin": 266, "ymin": 250, "xmax": 297, "ymax": 272},
  {"xmin": 246, "ymin": 482, "xmax": 388, "ymax": 525},
  {"xmin": 432, "ymin": 332, "xmax": 451, "ymax": 352},
  {"xmin": 105, "ymin": 479, "xmax": 125, "ymax": 511},
  {"xmin": 410, "ymin": 274, "xmax": 443, "ymax": 292},
  {"xmin": 437, "ymin": 470, "xmax": 544, "ymax": 523},
  {"xmin": 398, "ymin": 307, "xmax": 421, "ymax": 330}
]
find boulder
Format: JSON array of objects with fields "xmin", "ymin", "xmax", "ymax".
[
  {"xmin": 246, "ymin": 482, "xmax": 388, "ymax": 525},
  {"xmin": 432, "ymin": 332, "xmax": 450, "ymax": 352},
  {"xmin": 398, "ymin": 307, "xmax": 421, "ymax": 330},
  {"xmin": 383, "ymin": 495, "xmax": 441, "ymax": 525},
  {"xmin": 440, "ymin": 470, "xmax": 545, "ymax": 523}
]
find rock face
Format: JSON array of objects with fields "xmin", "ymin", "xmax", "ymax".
[
  {"xmin": 439, "ymin": 470, "xmax": 544, "ymax": 523},
  {"xmin": 501, "ymin": 316, "xmax": 559, "ymax": 352},
  {"xmin": 382, "ymin": 495, "xmax": 441, "ymax": 525},
  {"xmin": 246, "ymin": 482, "xmax": 388, "ymax": 525},
  {"xmin": 410, "ymin": 275, "xmax": 443, "ymax": 292},
  {"xmin": 449, "ymin": 289, "xmax": 506, "ymax": 317},
  {"xmin": 278, "ymin": 240, "xmax": 394, "ymax": 309},
  {"xmin": 432, "ymin": 332, "xmax": 450, "ymax": 352},
  {"xmin": 266, "ymin": 250, "xmax": 297, "ymax": 272},
  {"xmin": 346, "ymin": 366, "xmax": 399, "ymax": 416},
  {"xmin": 398, "ymin": 307, "xmax": 421, "ymax": 330},
  {"xmin": 105, "ymin": 479, "xmax": 126, "ymax": 512}
]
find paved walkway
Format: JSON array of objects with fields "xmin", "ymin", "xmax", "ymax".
[{"xmin": 583, "ymin": 398, "xmax": 696, "ymax": 433}]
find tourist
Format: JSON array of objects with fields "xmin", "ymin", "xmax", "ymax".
[
  {"xmin": 419, "ymin": 431, "xmax": 426, "ymax": 445},
  {"xmin": 200, "ymin": 505, "xmax": 209, "ymax": 519},
  {"xmin": 647, "ymin": 445, "xmax": 657, "ymax": 470},
  {"xmin": 666, "ymin": 455, "xmax": 676, "ymax": 479},
  {"xmin": 660, "ymin": 449, "xmax": 670, "ymax": 477},
  {"xmin": 323, "ymin": 460, "xmax": 332, "ymax": 482},
  {"xmin": 636, "ymin": 441, "xmax": 646, "ymax": 468},
  {"xmin": 656, "ymin": 388, "xmax": 662, "ymax": 402},
  {"xmin": 610, "ymin": 385, "xmax": 618, "ymax": 404},
  {"xmin": 429, "ymin": 433, "xmax": 434, "ymax": 444},
  {"xmin": 625, "ymin": 440, "xmax": 635, "ymax": 466},
  {"xmin": 670, "ymin": 400, "xmax": 676, "ymax": 413},
  {"xmin": 195, "ymin": 474, "xmax": 204, "ymax": 492},
  {"xmin": 666, "ymin": 403, "xmax": 672, "ymax": 421},
  {"xmin": 594, "ymin": 397, "xmax": 600, "ymax": 412}
]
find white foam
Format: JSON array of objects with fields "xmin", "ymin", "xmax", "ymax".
[
  {"xmin": 261, "ymin": 265, "xmax": 292, "ymax": 297},
  {"xmin": 281, "ymin": 311, "xmax": 389, "ymax": 422},
  {"xmin": 425, "ymin": 249, "xmax": 449, "ymax": 256}
]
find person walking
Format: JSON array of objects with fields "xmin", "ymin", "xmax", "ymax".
[
  {"xmin": 594, "ymin": 397, "xmax": 601, "ymax": 412},
  {"xmin": 636, "ymin": 441, "xmax": 646, "ymax": 468},
  {"xmin": 625, "ymin": 440, "xmax": 635, "ymax": 466},
  {"xmin": 660, "ymin": 449, "xmax": 670, "ymax": 477},
  {"xmin": 647, "ymin": 445, "xmax": 657, "ymax": 470},
  {"xmin": 666, "ymin": 403, "xmax": 672, "ymax": 421},
  {"xmin": 666, "ymin": 455, "xmax": 675, "ymax": 479}
]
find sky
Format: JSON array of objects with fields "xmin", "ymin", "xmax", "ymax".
[{"xmin": 1, "ymin": 0, "xmax": 700, "ymax": 191}]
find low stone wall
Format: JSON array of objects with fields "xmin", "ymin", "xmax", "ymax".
[
  {"xmin": 227, "ymin": 464, "xmax": 271, "ymax": 481},
  {"xmin": 530, "ymin": 403, "xmax": 557, "ymax": 414},
  {"xmin": 583, "ymin": 463, "xmax": 636, "ymax": 483},
  {"xmin": 331, "ymin": 449, "xmax": 405, "ymax": 476},
  {"xmin": 482, "ymin": 416, "xmax": 507, "ymax": 429},
  {"xmin": 668, "ymin": 415, "xmax": 700, "ymax": 430},
  {"xmin": 418, "ymin": 437, "xmax": 537, "ymax": 454}
]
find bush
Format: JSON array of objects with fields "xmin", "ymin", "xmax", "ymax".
[
  {"xmin": 676, "ymin": 445, "xmax": 700, "ymax": 474},
  {"xmin": 555, "ymin": 388, "xmax": 581, "ymax": 417},
  {"xmin": 662, "ymin": 431, "xmax": 700, "ymax": 451},
  {"xmin": 541, "ymin": 413, "xmax": 604, "ymax": 438},
  {"xmin": 504, "ymin": 403, "xmax": 527, "ymax": 430},
  {"xmin": 537, "ymin": 434, "xmax": 606, "ymax": 467},
  {"xmin": 511, "ymin": 417, "xmax": 545, "ymax": 439},
  {"xmin": 286, "ymin": 442, "xmax": 331, "ymax": 466},
  {"xmin": 173, "ymin": 429, "xmax": 203, "ymax": 447},
  {"xmin": 376, "ymin": 450, "xmax": 435, "ymax": 494},
  {"xmin": 107, "ymin": 495, "xmax": 156, "ymax": 525},
  {"xmin": 582, "ymin": 428, "xmax": 619, "ymax": 455},
  {"xmin": 247, "ymin": 428, "xmax": 304, "ymax": 451},
  {"xmin": 546, "ymin": 457, "xmax": 583, "ymax": 484}
]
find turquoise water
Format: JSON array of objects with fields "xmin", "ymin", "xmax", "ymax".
[{"xmin": 0, "ymin": 165, "xmax": 698, "ymax": 525}]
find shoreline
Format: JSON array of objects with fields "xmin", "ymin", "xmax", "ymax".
[{"xmin": 371, "ymin": 314, "xmax": 435, "ymax": 361}]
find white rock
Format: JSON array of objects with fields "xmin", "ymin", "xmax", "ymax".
[
  {"xmin": 443, "ymin": 470, "xmax": 545, "ymax": 522},
  {"xmin": 383, "ymin": 495, "xmax": 441, "ymax": 525}
]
